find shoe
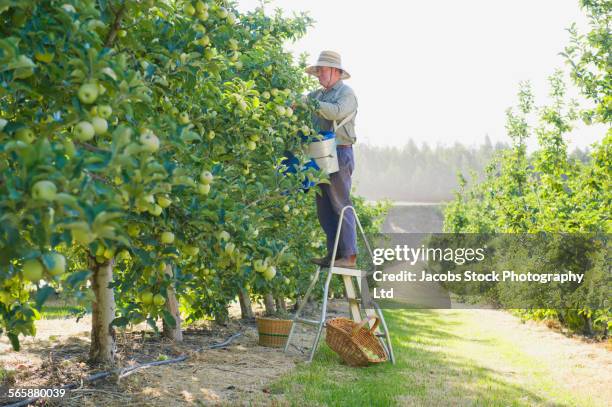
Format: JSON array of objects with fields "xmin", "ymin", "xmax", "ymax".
[
  {"xmin": 310, "ymin": 253, "xmax": 341, "ymax": 267},
  {"xmin": 333, "ymin": 254, "xmax": 357, "ymax": 269},
  {"xmin": 310, "ymin": 255, "xmax": 331, "ymax": 266}
]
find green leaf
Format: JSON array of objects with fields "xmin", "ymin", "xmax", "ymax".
[
  {"xmin": 161, "ymin": 309, "xmax": 176, "ymax": 328},
  {"xmin": 65, "ymin": 270, "xmax": 92, "ymax": 288},
  {"xmin": 111, "ymin": 316, "xmax": 130, "ymax": 327},
  {"xmin": 34, "ymin": 286, "xmax": 55, "ymax": 309}
]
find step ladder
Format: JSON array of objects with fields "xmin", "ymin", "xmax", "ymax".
[{"xmin": 284, "ymin": 205, "xmax": 395, "ymax": 364}]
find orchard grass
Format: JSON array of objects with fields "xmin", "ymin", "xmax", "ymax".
[
  {"xmin": 40, "ymin": 304, "xmax": 88, "ymax": 320},
  {"xmin": 271, "ymin": 308, "xmax": 602, "ymax": 407}
]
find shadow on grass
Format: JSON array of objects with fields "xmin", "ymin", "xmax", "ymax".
[{"xmin": 272, "ymin": 308, "xmax": 572, "ymax": 407}]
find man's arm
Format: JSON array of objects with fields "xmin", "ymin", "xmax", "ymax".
[{"xmin": 315, "ymin": 90, "xmax": 357, "ymax": 121}]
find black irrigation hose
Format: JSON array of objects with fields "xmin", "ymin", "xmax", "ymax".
[{"xmin": 3, "ymin": 333, "xmax": 242, "ymax": 407}]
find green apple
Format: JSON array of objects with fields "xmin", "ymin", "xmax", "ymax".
[
  {"xmin": 185, "ymin": 246, "xmax": 199, "ymax": 256},
  {"xmin": 91, "ymin": 117, "xmax": 108, "ymax": 135},
  {"xmin": 153, "ymin": 293, "xmax": 166, "ymax": 306},
  {"xmin": 246, "ymin": 141, "xmax": 256, "ymax": 150},
  {"xmin": 237, "ymin": 99, "xmax": 248, "ymax": 111},
  {"xmin": 61, "ymin": 4, "xmax": 76, "ymax": 12},
  {"xmin": 16, "ymin": 127, "xmax": 35, "ymax": 144},
  {"xmin": 140, "ymin": 130, "xmax": 160, "ymax": 152},
  {"xmin": 179, "ymin": 112, "xmax": 190, "ymax": 124},
  {"xmin": 204, "ymin": 47, "xmax": 216, "ymax": 59},
  {"xmin": 32, "ymin": 180, "xmax": 57, "ymax": 201},
  {"xmin": 253, "ymin": 259, "xmax": 264, "ymax": 272},
  {"xmin": 197, "ymin": 183, "xmax": 210, "ymax": 195},
  {"xmin": 74, "ymin": 121, "xmax": 95, "ymax": 141},
  {"xmin": 207, "ymin": 130, "xmax": 215, "ymax": 140},
  {"xmin": 78, "ymin": 83, "xmax": 99, "ymax": 104},
  {"xmin": 98, "ymin": 105, "xmax": 112, "ymax": 119},
  {"xmin": 275, "ymin": 105, "xmax": 286, "ymax": 116},
  {"xmin": 23, "ymin": 259, "xmax": 44, "ymax": 282},
  {"xmin": 234, "ymin": 60, "xmax": 243, "ymax": 70},
  {"xmin": 149, "ymin": 204, "xmax": 163, "ymax": 216},
  {"xmin": 218, "ymin": 230, "xmax": 230, "ymax": 241},
  {"xmin": 261, "ymin": 91, "xmax": 270, "ymax": 100},
  {"xmin": 157, "ymin": 195, "xmax": 172, "ymax": 208},
  {"xmin": 200, "ymin": 171, "xmax": 213, "ymax": 184},
  {"xmin": 229, "ymin": 38, "xmax": 239, "ymax": 50},
  {"xmin": 283, "ymin": 204, "xmax": 290, "ymax": 213},
  {"xmin": 140, "ymin": 291, "xmax": 153, "ymax": 304},
  {"xmin": 285, "ymin": 107, "xmax": 293, "ymax": 117},
  {"xmin": 127, "ymin": 223, "xmax": 140, "ymax": 237},
  {"xmin": 217, "ymin": 7, "xmax": 228, "ymax": 18},
  {"xmin": 161, "ymin": 231, "xmax": 175, "ymax": 244},
  {"xmin": 197, "ymin": 35, "xmax": 210, "ymax": 46},
  {"xmin": 263, "ymin": 265, "xmax": 276, "ymax": 281},
  {"xmin": 197, "ymin": 10, "xmax": 208, "ymax": 20},
  {"xmin": 195, "ymin": 1, "xmax": 207, "ymax": 12},
  {"xmin": 47, "ymin": 253, "xmax": 66, "ymax": 276},
  {"xmin": 249, "ymin": 134, "xmax": 260, "ymax": 142},
  {"xmin": 117, "ymin": 29, "xmax": 127, "ymax": 38},
  {"xmin": 184, "ymin": 3, "xmax": 195, "ymax": 15},
  {"xmin": 224, "ymin": 242, "xmax": 235, "ymax": 255}
]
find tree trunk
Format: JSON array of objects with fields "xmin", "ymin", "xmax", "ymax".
[
  {"xmin": 89, "ymin": 258, "xmax": 116, "ymax": 365},
  {"xmin": 275, "ymin": 296, "xmax": 286, "ymax": 312},
  {"xmin": 162, "ymin": 264, "xmax": 183, "ymax": 342},
  {"xmin": 238, "ymin": 286, "xmax": 254, "ymax": 319},
  {"xmin": 264, "ymin": 293, "xmax": 276, "ymax": 316}
]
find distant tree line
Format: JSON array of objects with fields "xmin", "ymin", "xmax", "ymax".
[{"xmin": 352, "ymin": 138, "xmax": 592, "ymax": 203}]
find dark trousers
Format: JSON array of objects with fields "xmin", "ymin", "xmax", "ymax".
[{"xmin": 315, "ymin": 147, "xmax": 357, "ymax": 258}]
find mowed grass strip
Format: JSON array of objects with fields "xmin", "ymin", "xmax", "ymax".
[{"xmin": 272, "ymin": 309, "xmax": 599, "ymax": 407}]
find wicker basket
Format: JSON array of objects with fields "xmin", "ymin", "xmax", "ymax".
[
  {"xmin": 256, "ymin": 317, "xmax": 293, "ymax": 348},
  {"xmin": 325, "ymin": 316, "xmax": 387, "ymax": 367}
]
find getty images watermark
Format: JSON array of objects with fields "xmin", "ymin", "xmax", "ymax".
[{"xmin": 360, "ymin": 233, "xmax": 608, "ymax": 309}]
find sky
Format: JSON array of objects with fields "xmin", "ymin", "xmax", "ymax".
[{"xmin": 236, "ymin": 0, "xmax": 606, "ymax": 151}]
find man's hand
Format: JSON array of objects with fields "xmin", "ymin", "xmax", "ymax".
[{"xmin": 291, "ymin": 94, "xmax": 309, "ymax": 110}]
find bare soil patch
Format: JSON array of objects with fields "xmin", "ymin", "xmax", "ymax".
[{"xmin": 0, "ymin": 300, "xmax": 348, "ymax": 406}]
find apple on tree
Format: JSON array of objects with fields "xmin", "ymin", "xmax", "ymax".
[
  {"xmin": 200, "ymin": 171, "xmax": 213, "ymax": 184},
  {"xmin": 78, "ymin": 83, "xmax": 99, "ymax": 104},
  {"xmin": 179, "ymin": 112, "xmax": 190, "ymax": 124},
  {"xmin": 46, "ymin": 252, "xmax": 66, "ymax": 276},
  {"xmin": 22, "ymin": 259, "xmax": 44, "ymax": 282},
  {"xmin": 263, "ymin": 265, "xmax": 277, "ymax": 281},
  {"xmin": 74, "ymin": 121, "xmax": 95, "ymax": 141},
  {"xmin": 153, "ymin": 293, "xmax": 166, "ymax": 306},
  {"xmin": 161, "ymin": 231, "xmax": 175, "ymax": 244},
  {"xmin": 140, "ymin": 291, "xmax": 154, "ymax": 305},
  {"xmin": 16, "ymin": 127, "xmax": 35, "ymax": 144},
  {"xmin": 140, "ymin": 129, "xmax": 160, "ymax": 152},
  {"xmin": 97, "ymin": 105, "xmax": 113, "ymax": 119},
  {"xmin": 91, "ymin": 117, "xmax": 108, "ymax": 135},
  {"xmin": 32, "ymin": 180, "xmax": 57, "ymax": 201},
  {"xmin": 197, "ymin": 183, "xmax": 211, "ymax": 195}
]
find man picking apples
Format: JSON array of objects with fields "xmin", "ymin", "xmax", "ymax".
[{"xmin": 303, "ymin": 51, "xmax": 358, "ymax": 268}]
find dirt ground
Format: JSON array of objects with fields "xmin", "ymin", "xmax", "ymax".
[{"xmin": 0, "ymin": 300, "xmax": 349, "ymax": 407}]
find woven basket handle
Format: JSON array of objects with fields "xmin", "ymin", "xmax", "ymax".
[{"xmin": 351, "ymin": 316, "xmax": 380, "ymax": 337}]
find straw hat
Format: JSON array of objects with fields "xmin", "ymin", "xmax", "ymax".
[{"xmin": 305, "ymin": 50, "xmax": 351, "ymax": 80}]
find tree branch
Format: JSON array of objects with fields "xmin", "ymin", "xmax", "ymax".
[{"xmin": 104, "ymin": 2, "xmax": 127, "ymax": 48}]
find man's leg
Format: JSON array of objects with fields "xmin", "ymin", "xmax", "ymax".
[
  {"xmin": 326, "ymin": 148, "xmax": 357, "ymax": 259},
  {"xmin": 315, "ymin": 184, "xmax": 339, "ymax": 257}
]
